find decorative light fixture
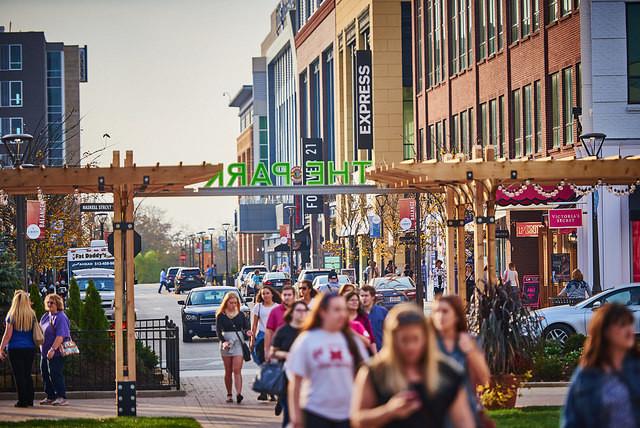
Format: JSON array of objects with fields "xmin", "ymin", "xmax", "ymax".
[
  {"xmin": 568, "ymin": 231, "xmax": 578, "ymax": 244},
  {"xmin": 579, "ymin": 133, "xmax": 607, "ymax": 158}
]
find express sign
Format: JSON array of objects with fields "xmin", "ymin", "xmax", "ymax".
[{"xmin": 355, "ymin": 50, "xmax": 373, "ymax": 150}]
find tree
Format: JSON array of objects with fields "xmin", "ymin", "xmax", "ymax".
[
  {"xmin": 134, "ymin": 250, "xmax": 161, "ymax": 284},
  {"xmin": 29, "ymin": 283, "xmax": 45, "ymax": 320},
  {"xmin": 66, "ymin": 277, "xmax": 83, "ymax": 328},
  {"xmin": 79, "ymin": 279, "xmax": 109, "ymax": 361},
  {"xmin": 0, "ymin": 237, "xmax": 22, "ymax": 307}
]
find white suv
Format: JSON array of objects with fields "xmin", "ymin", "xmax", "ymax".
[{"xmin": 235, "ymin": 265, "xmax": 268, "ymax": 295}]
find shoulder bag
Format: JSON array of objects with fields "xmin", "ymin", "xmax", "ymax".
[
  {"xmin": 232, "ymin": 314, "xmax": 252, "ymax": 362},
  {"xmin": 252, "ymin": 361, "xmax": 286, "ymax": 395},
  {"xmin": 32, "ymin": 316, "xmax": 44, "ymax": 347},
  {"xmin": 50, "ymin": 313, "xmax": 79, "ymax": 357}
]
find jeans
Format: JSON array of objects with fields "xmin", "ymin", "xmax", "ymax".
[
  {"xmin": 8, "ymin": 347, "xmax": 35, "ymax": 405},
  {"xmin": 280, "ymin": 393, "xmax": 289, "ymax": 427},
  {"xmin": 158, "ymin": 281, "xmax": 167, "ymax": 293},
  {"xmin": 303, "ymin": 409, "xmax": 350, "ymax": 428},
  {"xmin": 41, "ymin": 355, "xmax": 66, "ymax": 399}
]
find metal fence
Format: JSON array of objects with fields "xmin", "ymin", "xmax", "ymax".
[{"xmin": 0, "ymin": 317, "xmax": 179, "ymax": 392}]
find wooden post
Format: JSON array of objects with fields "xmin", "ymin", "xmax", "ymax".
[
  {"xmin": 457, "ymin": 202, "xmax": 467, "ymax": 302},
  {"xmin": 124, "ymin": 151, "xmax": 136, "ymax": 382},
  {"xmin": 445, "ymin": 188, "xmax": 456, "ymax": 296},
  {"xmin": 113, "ymin": 192, "xmax": 124, "ymax": 382}
]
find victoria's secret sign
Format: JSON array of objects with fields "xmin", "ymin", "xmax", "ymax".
[{"xmin": 355, "ymin": 50, "xmax": 373, "ymax": 150}]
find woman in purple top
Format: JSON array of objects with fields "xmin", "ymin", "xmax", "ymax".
[
  {"xmin": 0, "ymin": 290, "xmax": 37, "ymax": 407},
  {"xmin": 39, "ymin": 294, "xmax": 71, "ymax": 406}
]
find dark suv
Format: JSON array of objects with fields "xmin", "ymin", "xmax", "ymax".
[
  {"xmin": 166, "ymin": 267, "xmax": 180, "ymax": 289},
  {"xmin": 175, "ymin": 267, "xmax": 204, "ymax": 293},
  {"xmin": 297, "ymin": 269, "xmax": 331, "ymax": 283}
]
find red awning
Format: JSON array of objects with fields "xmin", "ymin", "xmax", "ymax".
[{"xmin": 497, "ymin": 186, "xmax": 577, "ymax": 206}]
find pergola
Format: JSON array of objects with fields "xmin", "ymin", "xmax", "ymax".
[
  {"xmin": 366, "ymin": 145, "xmax": 640, "ymax": 302},
  {"xmin": 1, "ymin": 150, "xmax": 223, "ymax": 414}
]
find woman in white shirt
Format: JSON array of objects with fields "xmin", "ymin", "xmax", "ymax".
[
  {"xmin": 287, "ymin": 293, "xmax": 368, "ymax": 428},
  {"xmin": 250, "ymin": 285, "xmax": 281, "ymax": 400},
  {"xmin": 503, "ymin": 262, "xmax": 519, "ymax": 294}
]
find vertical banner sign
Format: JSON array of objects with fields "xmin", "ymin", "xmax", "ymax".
[
  {"xmin": 218, "ymin": 236, "xmax": 226, "ymax": 251},
  {"xmin": 204, "ymin": 240, "xmax": 211, "ymax": 253},
  {"xmin": 355, "ymin": 50, "xmax": 373, "ymax": 150},
  {"xmin": 398, "ymin": 198, "xmax": 416, "ymax": 231},
  {"xmin": 369, "ymin": 215, "xmax": 382, "ymax": 238},
  {"xmin": 293, "ymin": 195, "xmax": 304, "ymax": 229},
  {"xmin": 26, "ymin": 200, "xmax": 46, "ymax": 239},
  {"xmin": 280, "ymin": 225, "xmax": 290, "ymax": 245},
  {"xmin": 302, "ymin": 138, "xmax": 324, "ymax": 214}
]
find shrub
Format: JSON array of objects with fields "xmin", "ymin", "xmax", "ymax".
[
  {"xmin": 532, "ymin": 340, "xmax": 583, "ymax": 381},
  {"xmin": 79, "ymin": 279, "xmax": 110, "ymax": 361},
  {"xmin": 136, "ymin": 340, "xmax": 159, "ymax": 371},
  {"xmin": 563, "ymin": 334, "xmax": 586, "ymax": 353},
  {"xmin": 0, "ymin": 245, "xmax": 23, "ymax": 307},
  {"xmin": 29, "ymin": 283, "xmax": 46, "ymax": 320},
  {"xmin": 66, "ymin": 277, "xmax": 83, "ymax": 328}
]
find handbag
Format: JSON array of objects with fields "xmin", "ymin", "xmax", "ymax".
[
  {"xmin": 49, "ymin": 313, "xmax": 79, "ymax": 357},
  {"xmin": 32, "ymin": 317, "xmax": 44, "ymax": 347},
  {"xmin": 252, "ymin": 361, "xmax": 286, "ymax": 395},
  {"xmin": 232, "ymin": 317, "xmax": 252, "ymax": 362}
]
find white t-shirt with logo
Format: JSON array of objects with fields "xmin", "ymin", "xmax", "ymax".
[
  {"xmin": 254, "ymin": 302, "xmax": 276, "ymax": 333},
  {"xmin": 286, "ymin": 329, "xmax": 368, "ymax": 421}
]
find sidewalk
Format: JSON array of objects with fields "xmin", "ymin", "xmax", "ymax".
[{"xmin": 0, "ymin": 373, "xmax": 567, "ymax": 427}]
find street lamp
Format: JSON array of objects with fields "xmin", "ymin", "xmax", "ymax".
[
  {"xmin": 189, "ymin": 234, "xmax": 195, "ymax": 266},
  {"xmin": 95, "ymin": 212, "xmax": 108, "ymax": 241},
  {"xmin": 579, "ymin": 132, "xmax": 606, "ymax": 294},
  {"xmin": 222, "ymin": 223, "xmax": 231, "ymax": 286},
  {"xmin": 208, "ymin": 227, "xmax": 215, "ymax": 273},
  {"xmin": 199, "ymin": 231, "xmax": 207, "ymax": 271},
  {"xmin": 285, "ymin": 206, "xmax": 295, "ymax": 274}
]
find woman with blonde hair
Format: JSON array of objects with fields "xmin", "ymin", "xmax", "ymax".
[
  {"xmin": 216, "ymin": 291, "xmax": 252, "ymax": 403},
  {"xmin": 351, "ymin": 304, "xmax": 474, "ymax": 428},
  {"xmin": 0, "ymin": 290, "xmax": 37, "ymax": 407},
  {"xmin": 39, "ymin": 293, "xmax": 71, "ymax": 406}
]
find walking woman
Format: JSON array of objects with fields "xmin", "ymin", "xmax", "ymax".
[
  {"xmin": 287, "ymin": 293, "xmax": 368, "ymax": 428},
  {"xmin": 432, "ymin": 295, "xmax": 490, "ymax": 427},
  {"xmin": 0, "ymin": 290, "xmax": 37, "ymax": 407},
  {"xmin": 39, "ymin": 293, "xmax": 71, "ymax": 406},
  {"xmin": 271, "ymin": 300, "xmax": 309, "ymax": 427},
  {"xmin": 297, "ymin": 279, "xmax": 317, "ymax": 307},
  {"xmin": 216, "ymin": 292, "xmax": 252, "ymax": 404},
  {"xmin": 350, "ymin": 304, "xmax": 474, "ymax": 428},
  {"xmin": 563, "ymin": 303, "xmax": 640, "ymax": 427},
  {"xmin": 250, "ymin": 285, "xmax": 281, "ymax": 400},
  {"xmin": 345, "ymin": 291, "xmax": 377, "ymax": 355}
]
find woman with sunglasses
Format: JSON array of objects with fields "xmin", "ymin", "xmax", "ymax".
[
  {"xmin": 39, "ymin": 293, "xmax": 71, "ymax": 406},
  {"xmin": 287, "ymin": 293, "xmax": 368, "ymax": 428},
  {"xmin": 271, "ymin": 300, "xmax": 309, "ymax": 427},
  {"xmin": 351, "ymin": 304, "xmax": 474, "ymax": 428},
  {"xmin": 297, "ymin": 280, "xmax": 317, "ymax": 307}
]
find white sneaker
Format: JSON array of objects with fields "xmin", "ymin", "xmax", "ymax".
[
  {"xmin": 52, "ymin": 398, "xmax": 68, "ymax": 406},
  {"xmin": 39, "ymin": 398, "xmax": 54, "ymax": 405}
]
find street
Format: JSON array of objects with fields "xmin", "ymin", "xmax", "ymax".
[{"xmin": 134, "ymin": 283, "xmax": 259, "ymax": 376}]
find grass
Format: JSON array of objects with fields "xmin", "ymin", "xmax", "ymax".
[
  {"xmin": 0, "ymin": 417, "xmax": 200, "ymax": 428},
  {"xmin": 488, "ymin": 406, "xmax": 562, "ymax": 428}
]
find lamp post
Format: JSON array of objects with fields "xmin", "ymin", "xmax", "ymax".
[
  {"xmin": 208, "ymin": 227, "xmax": 215, "ymax": 270},
  {"xmin": 96, "ymin": 213, "xmax": 108, "ymax": 241},
  {"xmin": 199, "ymin": 231, "xmax": 207, "ymax": 271},
  {"xmin": 222, "ymin": 223, "xmax": 231, "ymax": 286},
  {"xmin": 579, "ymin": 132, "xmax": 606, "ymax": 294},
  {"xmin": 285, "ymin": 206, "xmax": 295, "ymax": 274},
  {"xmin": 189, "ymin": 234, "xmax": 195, "ymax": 266}
]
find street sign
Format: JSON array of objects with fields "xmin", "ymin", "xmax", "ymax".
[
  {"xmin": 495, "ymin": 229, "xmax": 510, "ymax": 239},
  {"xmin": 179, "ymin": 254, "xmax": 186, "ymax": 262},
  {"xmin": 80, "ymin": 203, "xmax": 114, "ymax": 212},
  {"xmin": 107, "ymin": 231, "xmax": 141, "ymax": 257}
]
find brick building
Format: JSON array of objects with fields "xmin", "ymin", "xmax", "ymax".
[{"xmin": 412, "ymin": 0, "xmax": 583, "ymax": 294}]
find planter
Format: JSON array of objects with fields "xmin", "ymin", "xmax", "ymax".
[{"xmin": 481, "ymin": 374, "xmax": 522, "ymax": 410}]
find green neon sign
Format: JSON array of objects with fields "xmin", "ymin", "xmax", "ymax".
[{"xmin": 204, "ymin": 160, "xmax": 372, "ymax": 187}]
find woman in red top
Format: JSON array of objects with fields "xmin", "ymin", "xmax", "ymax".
[{"xmin": 345, "ymin": 291, "xmax": 377, "ymax": 355}]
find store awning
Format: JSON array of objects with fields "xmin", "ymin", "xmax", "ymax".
[{"xmin": 496, "ymin": 185, "xmax": 577, "ymax": 206}]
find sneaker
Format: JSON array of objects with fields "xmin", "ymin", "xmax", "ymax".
[
  {"xmin": 257, "ymin": 392, "xmax": 268, "ymax": 401},
  {"xmin": 52, "ymin": 398, "xmax": 68, "ymax": 406},
  {"xmin": 274, "ymin": 401, "xmax": 283, "ymax": 416},
  {"xmin": 39, "ymin": 398, "xmax": 55, "ymax": 405}
]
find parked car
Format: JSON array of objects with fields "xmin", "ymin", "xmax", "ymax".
[
  {"xmin": 166, "ymin": 266, "xmax": 180, "ymax": 289},
  {"xmin": 371, "ymin": 276, "xmax": 417, "ymax": 310},
  {"xmin": 174, "ymin": 267, "xmax": 204, "ymax": 294},
  {"xmin": 178, "ymin": 286, "xmax": 252, "ymax": 342},
  {"xmin": 535, "ymin": 283, "xmax": 640, "ymax": 345},
  {"xmin": 72, "ymin": 268, "xmax": 115, "ymax": 321},
  {"xmin": 235, "ymin": 265, "xmax": 268, "ymax": 292},
  {"xmin": 312, "ymin": 274, "xmax": 351, "ymax": 294},
  {"xmin": 260, "ymin": 272, "xmax": 292, "ymax": 293},
  {"xmin": 297, "ymin": 269, "xmax": 331, "ymax": 284}
]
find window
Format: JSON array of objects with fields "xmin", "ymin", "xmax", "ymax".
[
  {"xmin": 429, "ymin": 124, "xmax": 436, "ymax": 159},
  {"xmin": 426, "ymin": 0, "xmax": 434, "ymax": 86},
  {"xmin": 497, "ymin": 0, "xmax": 504, "ymax": 49},
  {"xmin": 451, "ymin": 0, "xmax": 458, "ymax": 73},
  {"xmin": 0, "ymin": 45, "xmax": 22, "ymax": 70},
  {"xmin": 488, "ymin": 0, "xmax": 497, "ymax": 55},
  {"xmin": 299, "ymin": 71, "xmax": 308, "ymax": 139},
  {"xmin": 513, "ymin": 89, "xmax": 522, "ymax": 157},
  {"xmin": 533, "ymin": 0, "xmax": 540, "ymax": 30},
  {"xmin": 311, "ymin": 61, "xmax": 321, "ymax": 138},
  {"xmin": 426, "ymin": 0, "xmax": 446, "ymax": 86},
  {"xmin": 419, "ymin": 128, "xmax": 425, "ymax": 160},
  {"xmin": 576, "ymin": 63, "xmax": 582, "ymax": 109},
  {"xmin": 563, "ymin": 67, "xmax": 574, "ymax": 144},
  {"xmin": 627, "ymin": 4, "xmax": 640, "ymax": 104},
  {"xmin": 259, "ymin": 116, "xmax": 268, "ymax": 161},
  {"xmin": 324, "ymin": 48, "xmax": 335, "ymax": 162},
  {"xmin": 0, "ymin": 81, "xmax": 22, "ymax": 107},
  {"xmin": 561, "ymin": 0, "xmax": 571, "ymax": 16},
  {"xmin": 0, "ymin": 117, "xmax": 23, "ymax": 135},
  {"xmin": 549, "ymin": 0, "xmax": 558, "ymax": 22},
  {"xmin": 478, "ymin": 0, "xmax": 487, "ymax": 60},
  {"xmin": 551, "ymin": 72, "xmax": 561, "ymax": 147},
  {"xmin": 417, "ymin": 1, "xmax": 423, "ymax": 91},
  {"xmin": 47, "ymin": 51, "xmax": 64, "ymax": 165},
  {"xmin": 451, "ymin": 0, "xmax": 473, "ymax": 73},
  {"xmin": 461, "ymin": 111, "xmax": 469, "ymax": 156},
  {"xmin": 436, "ymin": 121, "xmax": 443, "ymax": 160},
  {"xmin": 499, "ymin": 96, "xmax": 506, "ymax": 156},
  {"xmin": 453, "ymin": 114, "xmax": 460, "ymax": 152},
  {"xmin": 524, "ymin": 85, "xmax": 533, "ymax": 154},
  {"xmin": 403, "ymin": 88, "xmax": 415, "ymax": 159},
  {"xmin": 511, "ymin": 0, "xmax": 519, "ymax": 43},
  {"xmin": 490, "ymin": 98, "xmax": 498, "ymax": 146},
  {"xmin": 469, "ymin": 107, "xmax": 474, "ymax": 148},
  {"xmin": 534, "ymin": 80, "xmax": 542, "ymax": 152},
  {"xmin": 522, "ymin": 0, "xmax": 531, "ymax": 36},
  {"xmin": 480, "ymin": 102, "xmax": 488, "ymax": 146}
]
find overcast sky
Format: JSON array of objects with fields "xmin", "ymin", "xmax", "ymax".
[{"xmin": 1, "ymin": 0, "xmax": 276, "ymax": 235}]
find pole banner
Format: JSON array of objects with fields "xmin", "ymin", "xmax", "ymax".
[
  {"xmin": 399, "ymin": 198, "xmax": 416, "ymax": 231},
  {"xmin": 26, "ymin": 200, "xmax": 46, "ymax": 239}
]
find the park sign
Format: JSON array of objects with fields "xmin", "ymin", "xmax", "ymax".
[{"xmin": 204, "ymin": 160, "xmax": 373, "ymax": 188}]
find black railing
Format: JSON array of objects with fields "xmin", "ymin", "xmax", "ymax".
[{"xmin": 0, "ymin": 318, "xmax": 180, "ymax": 392}]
